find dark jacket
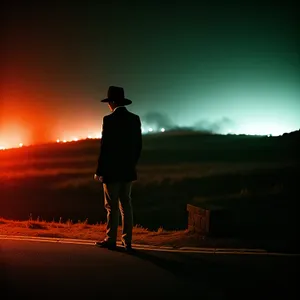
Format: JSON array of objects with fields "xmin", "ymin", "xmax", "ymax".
[{"xmin": 96, "ymin": 107, "xmax": 142, "ymax": 183}]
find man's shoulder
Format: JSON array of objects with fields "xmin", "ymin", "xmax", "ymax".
[
  {"xmin": 124, "ymin": 108, "xmax": 140, "ymax": 119},
  {"xmin": 115, "ymin": 109, "xmax": 140, "ymax": 120},
  {"xmin": 128, "ymin": 111, "xmax": 140, "ymax": 120},
  {"xmin": 103, "ymin": 114, "xmax": 115, "ymax": 121},
  {"xmin": 104, "ymin": 109, "xmax": 140, "ymax": 124},
  {"xmin": 102, "ymin": 115, "xmax": 110, "ymax": 125}
]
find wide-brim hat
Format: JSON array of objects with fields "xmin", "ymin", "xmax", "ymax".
[{"xmin": 101, "ymin": 86, "xmax": 132, "ymax": 105}]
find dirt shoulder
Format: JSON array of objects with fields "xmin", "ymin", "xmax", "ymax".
[{"xmin": 0, "ymin": 218, "xmax": 268, "ymax": 250}]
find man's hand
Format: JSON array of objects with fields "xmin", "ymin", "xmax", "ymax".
[{"xmin": 94, "ymin": 174, "xmax": 104, "ymax": 182}]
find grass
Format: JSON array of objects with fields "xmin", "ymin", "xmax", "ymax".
[
  {"xmin": 0, "ymin": 217, "xmax": 200, "ymax": 247},
  {"xmin": 0, "ymin": 217, "xmax": 256, "ymax": 249}
]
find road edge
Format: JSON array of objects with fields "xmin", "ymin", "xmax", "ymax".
[{"xmin": 1, "ymin": 234, "xmax": 299, "ymax": 256}]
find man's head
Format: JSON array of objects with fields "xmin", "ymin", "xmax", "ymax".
[
  {"xmin": 108, "ymin": 101, "xmax": 120, "ymax": 112},
  {"xmin": 101, "ymin": 86, "xmax": 132, "ymax": 109}
]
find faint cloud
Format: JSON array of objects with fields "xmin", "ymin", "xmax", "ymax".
[
  {"xmin": 141, "ymin": 112, "xmax": 174, "ymax": 130},
  {"xmin": 193, "ymin": 117, "xmax": 236, "ymax": 134}
]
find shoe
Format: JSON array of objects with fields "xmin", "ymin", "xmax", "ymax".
[
  {"xmin": 95, "ymin": 240, "xmax": 116, "ymax": 250},
  {"xmin": 122, "ymin": 241, "xmax": 134, "ymax": 252}
]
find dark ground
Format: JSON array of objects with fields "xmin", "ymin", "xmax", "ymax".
[{"xmin": 1, "ymin": 239, "xmax": 299, "ymax": 299}]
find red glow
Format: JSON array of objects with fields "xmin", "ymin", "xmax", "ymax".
[
  {"xmin": 1, "ymin": 75, "xmax": 104, "ymax": 149},
  {"xmin": 0, "ymin": 130, "xmax": 102, "ymax": 150},
  {"xmin": 0, "ymin": 104, "xmax": 103, "ymax": 149}
]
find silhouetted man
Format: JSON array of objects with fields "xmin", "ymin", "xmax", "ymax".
[{"xmin": 94, "ymin": 86, "xmax": 142, "ymax": 251}]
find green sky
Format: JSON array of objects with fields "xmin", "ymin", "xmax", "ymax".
[{"xmin": 1, "ymin": 0, "xmax": 299, "ymax": 146}]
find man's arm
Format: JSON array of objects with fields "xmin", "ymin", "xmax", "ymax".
[
  {"xmin": 135, "ymin": 116, "xmax": 142, "ymax": 164},
  {"xmin": 96, "ymin": 116, "xmax": 110, "ymax": 176}
]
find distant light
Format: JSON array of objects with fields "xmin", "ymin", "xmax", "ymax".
[
  {"xmin": 0, "ymin": 146, "xmax": 6, "ymax": 150},
  {"xmin": 56, "ymin": 139, "xmax": 60, "ymax": 143},
  {"xmin": 19, "ymin": 143, "xmax": 23, "ymax": 147},
  {"xmin": 87, "ymin": 135, "xmax": 92, "ymax": 139},
  {"xmin": 63, "ymin": 140, "xmax": 67, "ymax": 143},
  {"xmin": 148, "ymin": 128, "xmax": 153, "ymax": 132},
  {"xmin": 160, "ymin": 128, "xmax": 165, "ymax": 132},
  {"xmin": 72, "ymin": 137, "xmax": 78, "ymax": 142}
]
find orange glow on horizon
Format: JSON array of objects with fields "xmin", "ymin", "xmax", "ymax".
[
  {"xmin": 1, "ymin": 79, "xmax": 104, "ymax": 150},
  {"xmin": 0, "ymin": 130, "xmax": 103, "ymax": 150}
]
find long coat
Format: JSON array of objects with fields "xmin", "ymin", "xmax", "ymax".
[{"xmin": 96, "ymin": 107, "xmax": 142, "ymax": 183}]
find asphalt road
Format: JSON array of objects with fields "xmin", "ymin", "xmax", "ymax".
[{"xmin": 0, "ymin": 239, "xmax": 298, "ymax": 299}]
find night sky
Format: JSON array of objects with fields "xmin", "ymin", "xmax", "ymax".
[{"xmin": 1, "ymin": 0, "xmax": 299, "ymax": 147}]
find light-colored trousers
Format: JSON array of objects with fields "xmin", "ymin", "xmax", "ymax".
[{"xmin": 103, "ymin": 182, "xmax": 133, "ymax": 245}]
